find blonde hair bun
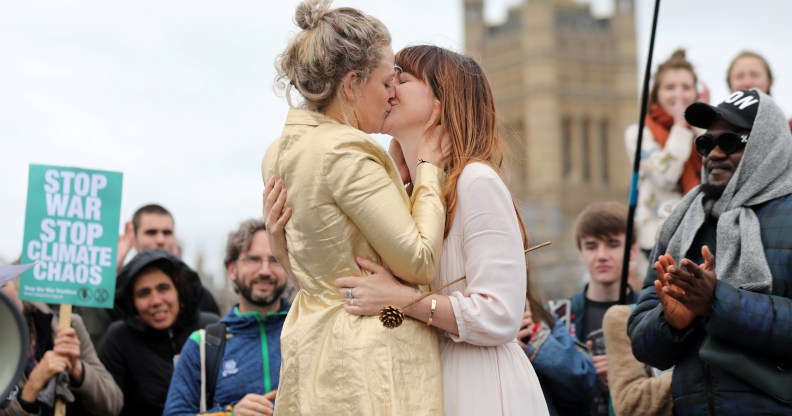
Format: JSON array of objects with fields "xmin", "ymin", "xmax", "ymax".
[
  {"xmin": 295, "ymin": 0, "xmax": 331, "ymax": 30},
  {"xmin": 276, "ymin": 0, "xmax": 391, "ymax": 111}
]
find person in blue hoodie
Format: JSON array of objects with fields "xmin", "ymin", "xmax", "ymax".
[{"xmin": 163, "ymin": 219, "xmax": 289, "ymax": 416}]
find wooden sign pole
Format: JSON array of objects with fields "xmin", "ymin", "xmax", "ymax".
[{"xmin": 53, "ymin": 303, "xmax": 72, "ymax": 416}]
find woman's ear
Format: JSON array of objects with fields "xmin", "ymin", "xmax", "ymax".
[{"xmin": 341, "ymin": 71, "xmax": 358, "ymax": 101}]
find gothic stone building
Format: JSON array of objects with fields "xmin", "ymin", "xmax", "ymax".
[{"xmin": 464, "ymin": 0, "xmax": 638, "ymax": 297}]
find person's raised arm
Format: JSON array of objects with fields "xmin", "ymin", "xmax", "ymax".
[{"xmin": 116, "ymin": 221, "xmax": 134, "ymax": 271}]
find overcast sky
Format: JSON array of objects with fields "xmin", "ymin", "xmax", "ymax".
[{"xmin": 3, "ymin": 0, "xmax": 791, "ymax": 285}]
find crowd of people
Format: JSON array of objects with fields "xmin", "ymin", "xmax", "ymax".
[{"xmin": 3, "ymin": 0, "xmax": 792, "ymax": 415}]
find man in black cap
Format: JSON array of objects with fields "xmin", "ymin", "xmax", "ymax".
[{"xmin": 628, "ymin": 89, "xmax": 792, "ymax": 415}]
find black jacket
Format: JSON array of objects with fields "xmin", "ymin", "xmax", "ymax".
[{"xmin": 98, "ymin": 249, "xmax": 218, "ymax": 416}]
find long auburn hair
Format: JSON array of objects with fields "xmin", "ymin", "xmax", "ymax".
[{"xmin": 395, "ymin": 45, "xmax": 528, "ymax": 244}]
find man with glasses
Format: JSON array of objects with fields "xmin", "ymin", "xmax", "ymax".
[
  {"xmin": 628, "ymin": 89, "xmax": 792, "ymax": 414},
  {"xmin": 163, "ymin": 219, "xmax": 289, "ymax": 416}
]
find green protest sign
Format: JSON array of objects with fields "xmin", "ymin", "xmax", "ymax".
[{"xmin": 19, "ymin": 164, "xmax": 123, "ymax": 308}]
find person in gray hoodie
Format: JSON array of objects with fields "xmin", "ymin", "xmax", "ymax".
[{"xmin": 628, "ymin": 89, "xmax": 792, "ymax": 415}]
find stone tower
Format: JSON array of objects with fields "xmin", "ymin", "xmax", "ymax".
[{"xmin": 464, "ymin": 0, "xmax": 638, "ymax": 297}]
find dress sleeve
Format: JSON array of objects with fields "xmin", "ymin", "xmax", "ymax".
[
  {"xmin": 324, "ymin": 138, "xmax": 445, "ymax": 284},
  {"xmin": 445, "ymin": 165, "xmax": 527, "ymax": 346},
  {"xmin": 70, "ymin": 315, "xmax": 124, "ymax": 415}
]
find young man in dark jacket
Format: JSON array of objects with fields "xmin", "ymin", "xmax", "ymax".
[
  {"xmin": 164, "ymin": 219, "xmax": 288, "ymax": 416},
  {"xmin": 565, "ymin": 202, "xmax": 638, "ymax": 416},
  {"xmin": 629, "ymin": 89, "xmax": 792, "ymax": 415}
]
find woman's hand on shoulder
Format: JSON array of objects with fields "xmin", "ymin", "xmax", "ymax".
[
  {"xmin": 417, "ymin": 100, "xmax": 451, "ymax": 170},
  {"xmin": 334, "ymin": 257, "xmax": 419, "ymax": 316}
]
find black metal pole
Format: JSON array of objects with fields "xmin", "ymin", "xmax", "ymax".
[{"xmin": 619, "ymin": 0, "xmax": 661, "ymax": 305}]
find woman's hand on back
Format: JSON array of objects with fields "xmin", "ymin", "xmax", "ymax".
[
  {"xmin": 263, "ymin": 177, "xmax": 301, "ymax": 288},
  {"xmin": 263, "ymin": 177, "xmax": 292, "ymax": 265},
  {"xmin": 335, "ymin": 257, "xmax": 419, "ymax": 316}
]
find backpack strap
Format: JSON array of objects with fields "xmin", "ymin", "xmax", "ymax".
[
  {"xmin": 199, "ymin": 329, "xmax": 207, "ymax": 412},
  {"xmin": 202, "ymin": 322, "xmax": 227, "ymax": 411}
]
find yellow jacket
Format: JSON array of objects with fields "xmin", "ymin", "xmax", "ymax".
[{"xmin": 262, "ymin": 108, "xmax": 445, "ymax": 415}]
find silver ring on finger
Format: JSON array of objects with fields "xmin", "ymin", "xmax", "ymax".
[
  {"xmin": 350, "ymin": 297, "xmax": 356, "ymax": 306},
  {"xmin": 346, "ymin": 288, "xmax": 353, "ymax": 299}
]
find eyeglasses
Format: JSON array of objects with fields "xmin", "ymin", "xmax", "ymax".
[
  {"xmin": 238, "ymin": 255, "xmax": 281, "ymax": 269},
  {"xmin": 393, "ymin": 65, "xmax": 404, "ymax": 85},
  {"xmin": 695, "ymin": 132, "xmax": 749, "ymax": 157}
]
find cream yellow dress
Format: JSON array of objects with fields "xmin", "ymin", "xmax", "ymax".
[{"xmin": 262, "ymin": 108, "xmax": 445, "ymax": 415}]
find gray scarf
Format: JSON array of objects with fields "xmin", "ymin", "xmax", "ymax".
[{"xmin": 656, "ymin": 90, "xmax": 792, "ymax": 293}]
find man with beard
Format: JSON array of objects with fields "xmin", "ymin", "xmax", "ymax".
[
  {"xmin": 163, "ymin": 219, "xmax": 289, "ymax": 416},
  {"xmin": 628, "ymin": 89, "xmax": 792, "ymax": 415}
]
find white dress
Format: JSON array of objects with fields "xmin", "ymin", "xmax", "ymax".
[{"xmin": 436, "ymin": 162, "xmax": 549, "ymax": 416}]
